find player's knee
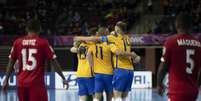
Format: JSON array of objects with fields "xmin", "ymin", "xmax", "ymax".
[
  {"xmin": 113, "ymin": 90, "xmax": 122, "ymax": 98},
  {"xmin": 94, "ymin": 93, "xmax": 102, "ymax": 100},
  {"xmin": 93, "ymin": 98, "xmax": 99, "ymax": 101},
  {"xmin": 114, "ymin": 97, "xmax": 123, "ymax": 101},
  {"xmin": 79, "ymin": 96, "xmax": 87, "ymax": 101},
  {"xmin": 122, "ymin": 92, "xmax": 128, "ymax": 98},
  {"xmin": 122, "ymin": 97, "xmax": 128, "ymax": 101}
]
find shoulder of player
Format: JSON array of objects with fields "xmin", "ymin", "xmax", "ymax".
[
  {"xmin": 165, "ymin": 34, "xmax": 178, "ymax": 42},
  {"xmin": 37, "ymin": 36, "xmax": 49, "ymax": 42},
  {"xmin": 163, "ymin": 35, "xmax": 177, "ymax": 47},
  {"xmin": 100, "ymin": 42, "xmax": 115, "ymax": 47},
  {"xmin": 13, "ymin": 36, "xmax": 25, "ymax": 45}
]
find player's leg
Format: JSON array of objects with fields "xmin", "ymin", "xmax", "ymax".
[
  {"xmin": 93, "ymin": 93, "xmax": 103, "ymax": 101},
  {"xmin": 113, "ymin": 90, "xmax": 122, "ymax": 101},
  {"xmin": 106, "ymin": 93, "xmax": 113, "ymax": 101},
  {"xmin": 80, "ymin": 96, "xmax": 87, "ymax": 101},
  {"xmin": 17, "ymin": 87, "xmax": 27, "ymax": 101},
  {"xmin": 169, "ymin": 93, "xmax": 198, "ymax": 101},
  {"xmin": 113, "ymin": 68, "xmax": 127, "ymax": 101},
  {"xmin": 86, "ymin": 77, "xmax": 95, "ymax": 101},
  {"xmin": 122, "ymin": 92, "xmax": 128, "ymax": 101},
  {"xmin": 94, "ymin": 74, "xmax": 104, "ymax": 101},
  {"xmin": 29, "ymin": 85, "xmax": 48, "ymax": 101},
  {"xmin": 122, "ymin": 70, "xmax": 134, "ymax": 101},
  {"xmin": 77, "ymin": 78, "xmax": 89, "ymax": 101},
  {"xmin": 86, "ymin": 95, "xmax": 93, "ymax": 101},
  {"xmin": 103, "ymin": 74, "xmax": 113, "ymax": 101}
]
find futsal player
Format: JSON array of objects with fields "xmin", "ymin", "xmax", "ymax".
[
  {"xmin": 70, "ymin": 27, "xmax": 97, "ymax": 101},
  {"xmin": 157, "ymin": 13, "xmax": 201, "ymax": 101},
  {"xmin": 103, "ymin": 21, "xmax": 140, "ymax": 101},
  {"xmin": 87, "ymin": 26, "xmax": 137, "ymax": 101},
  {"xmin": 2, "ymin": 19, "xmax": 69, "ymax": 101}
]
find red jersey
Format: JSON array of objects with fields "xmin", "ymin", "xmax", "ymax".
[
  {"xmin": 9, "ymin": 34, "xmax": 56, "ymax": 87},
  {"xmin": 163, "ymin": 34, "xmax": 201, "ymax": 95}
]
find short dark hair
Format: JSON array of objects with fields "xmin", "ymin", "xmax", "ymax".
[
  {"xmin": 116, "ymin": 21, "xmax": 127, "ymax": 32},
  {"xmin": 26, "ymin": 19, "xmax": 41, "ymax": 33},
  {"xmin": 175, "ymin": 13, "xmax": 192, "ymax": 31},
  {"xmin": 97, "ymin": 26, "xmax": 108, "ymax": 36}
]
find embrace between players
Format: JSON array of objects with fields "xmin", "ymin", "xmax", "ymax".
[{"xmin": 71, "ymin": 21, "xmax": 140, "ymax": 101}]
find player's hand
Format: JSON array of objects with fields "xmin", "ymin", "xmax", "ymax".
[
  {"xmin": 157, "ymin": 84, "xmax": 165, "ymax": 96},
  {"xmin": 73, "ymin": 41, "xmax": 81, "ymax": 48},
  {"xmin": 131, "ymin": 52, "xmax": 141, "ymax": 63},
  {"xmin": 63, "ymin": 79, "xmax": 69, "ymax": 90},
  {"xmin": 2, "ymin": 78, "xmax": 9, "ymax": 94}
]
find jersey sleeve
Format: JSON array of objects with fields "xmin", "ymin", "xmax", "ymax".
[
  {"xmin": 44, "ymin": 41, "xmax": 57, "ymax": 60},
  {"xmin": 87, "ymin": 44, "xmax": 95, "ymax": 54},
  {"xmin": 101, "ymin": 35, "xmax": 114, "ymax": 43},
  {"xmin": 163, "ymin": 40, "xmax": 172, "ymax": 65},
  {"xmin": 109, "ymin": 43, "xmax": 118, "ymax": 53},
  {"xmin": 9, "ymin": 40, "xmax": 18, "ymax": 61}
]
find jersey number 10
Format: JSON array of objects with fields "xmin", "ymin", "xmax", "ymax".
[{"xmin": 21, "ymin": 48, "xmax": 37, "ymax": 71}]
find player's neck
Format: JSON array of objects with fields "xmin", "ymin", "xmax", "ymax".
[
  {"xmin": 28, "ymin": 32, "xmax": 38, "ymax": 36},
  {"xmin": 177, "ymin": 30, "xmax": 189, "ymax": 35}
]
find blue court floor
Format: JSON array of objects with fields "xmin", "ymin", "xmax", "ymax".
[{"xmin": 0, "ymin": 89, "xmax": 201, "ymax": 101}]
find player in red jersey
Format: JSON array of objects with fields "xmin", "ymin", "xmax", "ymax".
[
  {"xmin": 157, "ymin": 13, "xmax": 201, "ymax": 101},
  {"xmin": 2, "ymin": 19, "xmax": 69, "ymax": 101}
]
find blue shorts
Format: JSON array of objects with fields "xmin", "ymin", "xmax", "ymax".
[
  {"xmin": 77, "ymin": 77, "xmax": 95, "ymax": 96},
  {"xmin": 95, "ymin": 73, "xmax": 113, "ymax": 93},
  {"xmin": 113, "ymin": 68, "xmax": 134, "ymax": 92}
]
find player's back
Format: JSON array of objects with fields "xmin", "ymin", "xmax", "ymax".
[
  {"xmin": 106, "ymin": 34, "xmax": 133, "ymax": 70},
  {"xmin": 76, "ymin": 42, "xmax": 94, "ymax": 77},
  {"xmin": 10, "ymin": 34, "xmax": 54, "ymax": 87},
  {"xmin": 165, "ymin": 34, "xmax": 201, "ymax": 94},
  {"xmin": 89, "ymin": 42, "xmax": 117, "ymax": 75}
]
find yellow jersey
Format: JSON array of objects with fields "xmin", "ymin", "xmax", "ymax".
[
  {"xmin": 88, "ymin": 42, "xmax": 118, "ymax": 75},
  {"xmin": 105, "ymin": 34, "xmax": 134, "ymax": 70},
  {"xmin": 76, "ymin": 42, "xmax": 94, "ymax": 77}
]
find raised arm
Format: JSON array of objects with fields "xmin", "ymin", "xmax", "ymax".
[
  {"xmin": 86, "ymin": 50, "xmax": 94, "ymax": 75},
  {"xmin": 74, "ymin": 36, "xmax": 101, "ymax": 42}
]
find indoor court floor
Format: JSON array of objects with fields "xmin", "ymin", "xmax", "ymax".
[{"xmin": 0, "ymin": 89, "xmax": 201, "ymax": 101}]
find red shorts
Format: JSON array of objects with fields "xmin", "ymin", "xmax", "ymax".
[
  {"xmin": 17, "ymin": 86, "xmax": 48, "ymax": 101},
  {"xmin": 169, "ymin": 93, "xmax": 198, "ymax": 101}
]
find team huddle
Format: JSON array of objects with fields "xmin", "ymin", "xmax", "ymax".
[
  {"xmin": 71, "ymin": 21, "xmax": 141, "ymax": 101},
  {"xmin": 1, "ymin": 13, "xmax": 201, "ymax": 101}
]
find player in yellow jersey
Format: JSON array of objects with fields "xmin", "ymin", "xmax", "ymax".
[
  {"xmin": 87, "ymin": 26, "xmax": 137, "ymax": 101},
  {"xmin": 110, "ymin": 21, "xmax": 140, "ymax": 101},
  {"xmin": 70, "ymin": 28, "xmax": 97, "ymax": 101}
]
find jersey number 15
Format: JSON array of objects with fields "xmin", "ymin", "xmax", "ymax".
[{"xmin": 21, "ymin": 48, "xmax": 37, "ymax": 71}]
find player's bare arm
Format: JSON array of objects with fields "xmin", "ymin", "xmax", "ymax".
[
  {"xmin": 74, "ymin": 36, "xmax": 100, "ymax": 42},
  {"xmin": 2, "ymin": 59, "xmax": 16, "ymax": 93},
  {"xmin": 86, "ymin": 51, "xmax": 94, "ymax": 73},
  {"xmin": 157, "ymin": 62, "xmax": 168, "ymax": 96},
  {"xmin": 115, "ymin": 50, "xmax": 141, "ymax": 63},
  {"xmin": 50, "ymin": 59, "xmax": 69, "ymax": 89}
]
